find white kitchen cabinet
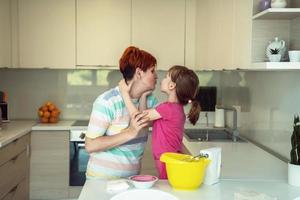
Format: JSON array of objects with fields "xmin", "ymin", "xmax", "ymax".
[
  {"xmin": 18, "ymin": 0, "xmax": 75, "ymax": 68},
  {"xmin": 76, "ymin": 0, "xmax": 131, "ymax": 67},
  {"xmin": 132, "ymin": 0, "xmax": 185, "ymax": 70},
  {"xmin": 0, "ymin": 134, "xmax": 30, "ymax": 200},
  {"xmin": 189, "ymin": 0, "xmax": 252, "ymax": 70},
  {"xmin": 30, "ymin": 131, "xmax": 69, "ymax": 199},
  {"xmin": 0, "ymin": 0, "xmax": 11, "ymax": 68}
]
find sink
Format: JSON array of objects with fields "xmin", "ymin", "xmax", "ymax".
[{"xmin": 184, "ymin": 129, "xmax": 245, "ymax": 142}]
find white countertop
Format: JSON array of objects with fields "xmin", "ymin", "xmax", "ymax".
[
  {"xmin": 78, "ymin": 179, "xmax": 300, "ymax": 200},
  {"xmin": 31, "ymin": 120, "xmax": 80, "ymax": 131},
  {"xmin": 0, "ymin": 120, "xmax": 36, "ymax": 148},
  {"xmin": 183, "ymin": 137, "xmax": 288, "ymax": 181}
]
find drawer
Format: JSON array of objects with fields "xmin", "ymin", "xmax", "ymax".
[
  {"xmin": 1, "ymin": 178, "xmax": 29, "ymax": 200},
  {"xmin": 0, "ymin": 134, "xmax": 30, "ymax": 166},
  {"xmin": 0, "ymin": 150, "xmax": 29, "ymax": 199}
]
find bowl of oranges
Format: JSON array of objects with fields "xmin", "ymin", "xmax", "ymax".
[{"xmin": 38, "ymin": 102, "xmax": 61, "ymax": 123}]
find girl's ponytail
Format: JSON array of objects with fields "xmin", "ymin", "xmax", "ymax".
[{"xmin": 188, "ymin": 100, "xmax": 201, "ymax": 125}]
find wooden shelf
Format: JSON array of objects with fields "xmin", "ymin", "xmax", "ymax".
[
  {"xmin": 253, "ymin": 8, "xmax": 300, "ymax": 20},
  {"xmin": 248, "ymin": 62, "xmax": 300, "ymax": 70}
]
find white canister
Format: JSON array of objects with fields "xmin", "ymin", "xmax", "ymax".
[
  {"xmin": 288, "ymin": 50, "xmax": 300, "ymax": 62},
  {"xmin": 200, "ymin": 147, "xmax": 222, "ymax": 185},
  {"xmin": 288, "ymin": 162, "xmax": 300, "ymax": 187},
  {"xmin": 271, "ymin": 0, "xmax": 287, "ymax": 8},
  {"xmin": 214, "ymin": 108, "xmax": 225, "ymax": 128}
]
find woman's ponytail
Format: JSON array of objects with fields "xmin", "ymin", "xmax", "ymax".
[{"xmin": 188, "ymin": 100, "xmax": 201, "ymax": 125}]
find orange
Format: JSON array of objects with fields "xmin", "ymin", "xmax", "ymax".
[
  {"xmin": 42, "ymin": 106, "xmax": 48, "ymax": 112},
  {"xmin": 50, "ymin": 110, "xmax": 59, "ymax": 117},
  {"xmin": 46, "ymin": 102, "xmax": 53, "ymax": 107},
  {"xmin": 43, "ymin": 111, "xmax": 50, "ymax": 118},
  {"xmin": 38, "ymin": 110, "xmax": 44, "ymax": 117},
  {"xmin": 48, "ymin": 104, "xmax": 55, "ymax": 111},
  {"xmin": 49, "ymin": 117, "xmax": 58, "ymax": 123},
  {"xmin": 41, "ymin": 117, "xmax": 48, "ymax": 123}
]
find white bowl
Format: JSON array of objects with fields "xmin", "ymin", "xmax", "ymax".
[{"xmin": 128, "ymin": 175, "xmax": 158, "ymax": 189}]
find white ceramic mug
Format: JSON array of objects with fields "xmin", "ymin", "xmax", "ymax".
[{"xmin": 288, "ymin": 50, "xmax": 300, "ymax": 62}]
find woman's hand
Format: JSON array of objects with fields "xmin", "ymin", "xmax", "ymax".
[
  {"xmin": 119, "ymin": 79, "xmax": 132, "ymax": 94},
  {"xmin": 127, "ymin": 111, "xmax": 149, "ymax": 139}
]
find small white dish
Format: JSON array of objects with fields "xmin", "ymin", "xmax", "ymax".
[
  {"xmin": 110, "ymin": 189, "xmax": 178, "ymax": 200},
  {"xmin": 128, "ymin": 175, "xmax": 158, "ymax": 189}
]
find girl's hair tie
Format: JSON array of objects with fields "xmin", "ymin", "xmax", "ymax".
[{"xmin": 188, "ymin": 99, "xmax": 192, "ymax": 104}]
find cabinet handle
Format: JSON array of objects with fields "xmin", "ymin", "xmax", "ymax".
[
  {"xmin": 9, "ymin": 185, "xmax": 18, "ymax": 195},
  {"xmin": 12, "ymin": 138, "xmax": 18, "ymax": 144},
  {"xmin": 11, "ymin": 155, "xmax": 18, "ymax": 163}
]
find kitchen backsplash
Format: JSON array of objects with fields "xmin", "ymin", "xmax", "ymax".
[
  {"xmin": 1, "ymin": 68, "xmax": 299, "ymax": 161},
  {"xmin": 220, "ymin": 70, "xmax": 300, "ymax": 161},
  {"xmin": 0, "ymin": 68, "xmax": 221, "ymax": 122}
]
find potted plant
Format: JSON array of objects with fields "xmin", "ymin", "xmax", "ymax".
[
  {"xmin": 288, "ymin": 115, "xmax": 300, "ymax": 186},
  {"xmin": 268, "ymin": 48, "xmax": 281, "ymax": 62}
]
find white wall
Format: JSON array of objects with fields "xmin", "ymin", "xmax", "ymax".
[{"xmin": 220, "ymin": 70, "xmax": 300, "ymax": 161}]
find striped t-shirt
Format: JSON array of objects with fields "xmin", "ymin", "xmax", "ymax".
[{"xmin": 85, "ymin": 86, "xmax": 158, "ymax": 180}]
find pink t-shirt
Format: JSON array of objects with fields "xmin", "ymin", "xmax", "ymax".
[{"xmin": 152, "ymin": 102, "xmax": 186, "ymax": 160}]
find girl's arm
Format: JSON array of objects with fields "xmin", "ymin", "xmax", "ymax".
[
  {"xmin": 138, "ymin": 91, "xmax": 151, "ymax": 111},
  {"xmin": 119, "ymin": 79, "xmax": 139, "ymax": 116},
  {"xmin": 119, "ymin": 79, "xmax": 162, "ymax": 121}
]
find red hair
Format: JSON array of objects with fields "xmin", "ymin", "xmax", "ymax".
[{"xmin": 119, "ymin": 46, "xmax": 157, "ymax": 81}]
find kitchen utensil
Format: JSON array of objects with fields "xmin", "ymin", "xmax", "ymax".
[
  {"xmin": 181, "ymin": 153, "xmax": 208, "ymax": 162},
  {"xmin": 128, "ymin": 175, "xmax": 158, "ymax": 189},
  {"xmin": 215, "ymin": 107, "xmax": 225, "ymax": 127},
  {"xmin": 200, "ymin": 147, "xmax": 222, "ymax": 185},
  {"xmin": 160, "ymin": 152, "xmax": 211, "ymax": 190}
]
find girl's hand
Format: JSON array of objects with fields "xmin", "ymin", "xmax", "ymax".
[
  {"xmin": 141, "ymin": 90, "xmax": 153, "ymax": 97},
  {"xmin": 119, "ymin": 79, "xmax": 132, "ymax": 94}
]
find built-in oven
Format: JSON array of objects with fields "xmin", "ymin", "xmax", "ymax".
[{"xmin": 70, "ymin": 120, "xmax": 89, "ymax": 186}]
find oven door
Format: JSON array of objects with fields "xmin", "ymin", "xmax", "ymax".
[{"xmin": 69, "ymin": 131, "xmax": 89, "ymax": 186}]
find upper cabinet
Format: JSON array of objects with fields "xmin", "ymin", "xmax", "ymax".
[
  {"xmin": 187, "ymin": 0, "xmax": 252, "ymax": 70},
  {"xmin": 18, "ymin": 0, "xmax": 75, "ymax": 68},
  {"xmin": 249, "ymin": 0, "xmax": 300, "ymax": 70},
  {"xmin": 76, "ymin": 0, "xmax": 131, "ymax": 67},
  {"xmin": 0, "ymin": 0, "xmax": 11, "ymax": 68},
  {"xmin": 132, "ymin": 0, "xmax": 185, "ymax": 70}
]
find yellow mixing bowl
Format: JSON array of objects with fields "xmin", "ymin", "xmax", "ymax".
[{"xmin": 160, "ymin": 152, "xmax": 211, "ymax": 190}]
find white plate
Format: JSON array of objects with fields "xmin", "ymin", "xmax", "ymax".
[{"xmin": 110, "ymin": 189, "xmax": 178, "ymax": 200}]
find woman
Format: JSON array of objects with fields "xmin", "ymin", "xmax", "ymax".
[{"xmin": 85, "ymin": 46, "xmax": 158, "ymax": 179}]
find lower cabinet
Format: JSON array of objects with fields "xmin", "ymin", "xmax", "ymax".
[
  {"xmin": 0, "ymin": 134, "xmax": 30, "ymax": 200},
  {"xmin": 30, "ymin": 131, "xmax": 70, "ymax": 199}
]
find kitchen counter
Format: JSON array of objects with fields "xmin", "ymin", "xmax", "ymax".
[
  {"xmin": 78, "ymin": 179, "xmax": 300, "ymax": 200},
  {"xmin": 31, "ymin": 120, "xmax": 79, "ymax": 131},
  {"xmin": 0, "ymin": 120, "xmax": 36, "ymax": 148},
  {"xmin": 183, "ymin": 137, "xmax": 287, "ymax": 181}
]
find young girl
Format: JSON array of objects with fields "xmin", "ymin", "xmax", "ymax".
[{"xmin": 119, "ymin": 65, "xmax": 201, "ymax": 179}]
